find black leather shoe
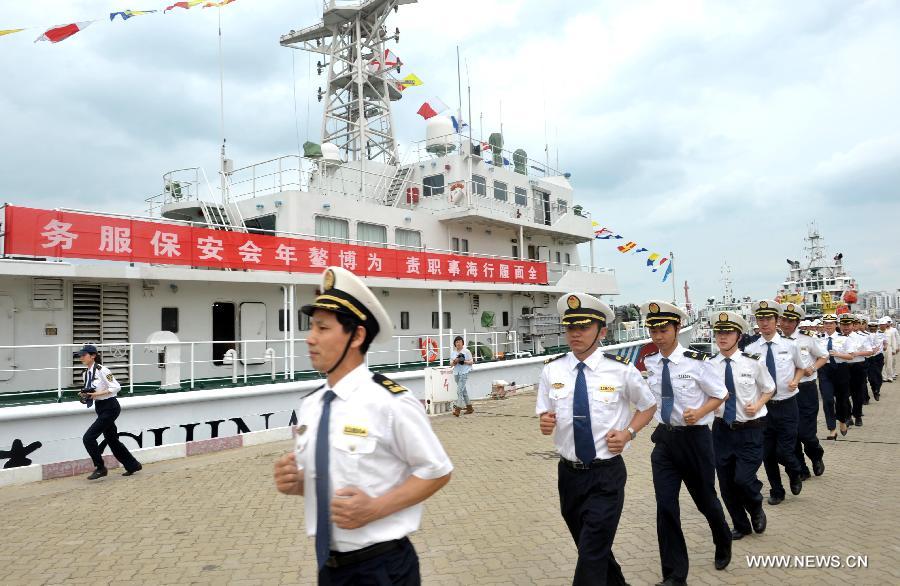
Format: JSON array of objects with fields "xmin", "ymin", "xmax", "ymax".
[
  {"xmin": 855, "ymin": 417, "xmax": 863, "ymax": 427},
  {"xmin": 812, "ymin": 459, "xmax": 825, "ymax": 477},
  {"xmin": 751, "ymin": 507, "xmax": 767, "ymax": 533},
  {"xmin": 87, "ymin": 468, "xmax": 107, "ymax": 480},
  {"xmin": 715, "ymin": 541, "xmax": 732, "ymax": 570},
  {"xmin": 846, "ymin": 419, "xmax": 854, "ymax": 427},
  {"xmin": 122, "ymin": 463, "xmax": 143, "ymax": 477},
  {"xmin": 731, "ymin": 528, "xmax": 750, "ymax": 540},
  {"xmin": 768, "ymin": 495, "xmax": 784, "ymax": 505},
  {"xmin": 655, "ymin": 578, "xmax": 687, "ymax": 586},
  {"xmin": 799, "ymin": 468, "xmax": 811, "ymax": 481},
  {"xmin": 790, "ymin": 476, "xmax": 803, "ymax": 496}
]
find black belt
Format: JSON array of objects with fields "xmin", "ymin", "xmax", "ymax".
[
  {"xmin": 714, "ymin": 417, "xmax": 765, "ymax": 430},
  {"xmin": 325, "ymin": 538, "xmax": 408, "ymax": 569},
  {"xmin": 657, "ymin": 423, "xmax": 707, "ymax": 432},
  {"xmin": 560, "ymin": 455, "xmax": 622, "ymax": 470}
]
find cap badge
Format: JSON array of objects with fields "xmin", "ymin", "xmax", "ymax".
[
  {"xmin": 759, "ymin": 301, "xmax": 768, "ymax": 309},
  {"xmin": 787, "ymin": 304, "xmax": 794, "ymax": 311},
  {"xmin": 323, "ymin": 269, "xmax": 336, "ymax": 291},
  {"xmin": 649, "ymin": 302, "xmax": 660, "ymax": 313},
  {"xmin": 567, "ymin": 295, "xmax": 580, "ymax": 309},
  {"xmin": 719, "ymin": 312, "xmax": 728, "ymax": 322}
]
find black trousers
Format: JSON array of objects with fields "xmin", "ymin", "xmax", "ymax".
[
  {"xmin": 762, "ymin": 396, "xmax": 802, "ymax": 499},
  {"xmin": 558, "ymin": 456, "xmax": 628, "ymax": 586},
  {"xmin": 823, "ymin": 364, "xmax": 851, "ymax": 424},
  {"xmin": 651, "ymin": 425, "xmax": 731, "ymax": 582},
  {"xmin": 712, "ymin": 419, "xmax": 765, "ymax": 535},
  {"xmin": 794, "ymin": 381, "xmax": 824, "ymax": 471},
  {"xmin": 82, "ymin": 398, "xmax": 141, "ymax": 472},
  {"xmin": 866, "ymin": 355, "xmax": 884, "ymax": 396},
  {"xmin": 848, "ymin": 362, "xmax": 868, "ymax": 418},
  {"xmin": 318, "ymin": 538, "xmax": 420, "ymax": 586}
]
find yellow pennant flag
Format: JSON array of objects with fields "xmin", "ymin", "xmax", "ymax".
[
  {"xmin": 0, "ymin": 28, "xmax": 25, "ymax": 37},
  {"xmin": 397, "ymin": 73, "xmax": 424, "ymax": 91}
]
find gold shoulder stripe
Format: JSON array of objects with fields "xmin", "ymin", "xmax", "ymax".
[
  {"xmin": 372, "ymin": 373, "xmax": 407, "ymax": 394},
  {"xmin": 544, "ymin": 353, "xmax": 566, "ymax": 364},
  {"xmin": 603, "ymin": 352, "xmax": 630, "ymax": 365}
]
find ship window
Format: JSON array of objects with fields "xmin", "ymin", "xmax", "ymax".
[
  {"xmin": 515, "ymin": 187, "xmax": 528, "ymax": 206},
  {"xmin": 557, "ymin": 198, "xmax": 568, "ymax": 214},
  {"xmin": 461, "ymin": 238, "xmax": 469, "ymax": 254},
  {"xmin": 315, "ymin": 216, "xmax": 350, "ymax": 243},
  {"xmin": 493, "ymin": 181, "xmax": 508, "ymax": 202},
  {"xmin": 423, "ymin": 174, "xmax": 445, "ymax": 197},
  {"xmin": 357, "ymin": 222, "xmax": 387, "ymax": 247},
  {"xmin": 502, "ymin": 311, "xmax": 509, "ymax": 327},
  {"xmin": 565, "ymin": 253, "xmax": 571, "ymax": 266},
  {"xmin": 245, "ymin": 213, "xmax": 276, "ymax": 235},
  {"xmin": 400, "ymin": 311, "xmax": 410, "ymax": 330},
  {"xmin": 432, "ymin": 312, "xmax": 451, "ymax": 329},
  {"xmin": 278, "ymin": 310, "xmax": 310, "ymax": 332},
  {"xmin": 472, "ymin": 174, "xmax": 487, "ymax": 196},
  {"xmin": 512, "ymin": 244, "xmax": 519, "ymax": 258},
  {"xmin": 161, "ymin": 307, "xmax": 179, "ymax": 333},
  {"xmin": 452, "ymin": 237, "xmax": 460, "ymax": 252},
  {"xmin": 395, "ymin": 228, "xmax": 422, "ymax": 249},
  {"xmin": 555, "ymin": 251, "xmax": 561, "ymax": 264}
]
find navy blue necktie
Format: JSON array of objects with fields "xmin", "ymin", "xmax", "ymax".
[
  {"xmin": 315, "ymin": 390, "xmax": 337, "ymax": 570},
  {"xmin": 827, "ymin": 337, "xmax": 835, "ymax": 365},
  {"xmin": 573, "ymin": 362, "xmax": 596, "ymax": 464},
  {"xmin": 661, "ymin": 358, "xmax": 674, "ymax": 424},
  {"xmin": 723, "ymin": 358, "xmax": 737, "ymax": 424},
  {"xmin": 84, "ymin": 368, "xmax": 94, "ymax": 408},
  {"xmin": 765, "ymin": 342, "xmax": 777, "ymax": 384}
]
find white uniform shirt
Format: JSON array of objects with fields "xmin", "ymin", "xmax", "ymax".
[
  {"xmin": 824, "ymin": 332, "xmax": 857, "ymax": 364},
  {"xmin": 536, "ymin": 348, "xmax": 656, "ymax": 461},
  {"xmin": 744, "ymin": 334, "xmax": 804, "ymax": 400},
  {"xmin": 709, "ymin": 351, "xmax": 775, "ymax": 422},
  {"xmin": 295, "ymin": 364, "xmax": 453, "ymax": 553},
  {"xmin": 644, "ymin": 344, "xmax": 728, "ymax": 426},
  {"xmin": 849, "ymin": 331, "xmax": 871, "ymax": 363},
  {"xmin": 82, "ymin": 364, "xmax": 121, "ymax": 400},
  {"xmin": 888, "ymin": 326, "xmax": 900, "ymax": 350},
  {"xmin": 794, "ymin": 331, "xmax": 828, "ymax": 383},
  {"xmin": 868, "ymin": 332, "xmax": 885, "ymax": 356}
]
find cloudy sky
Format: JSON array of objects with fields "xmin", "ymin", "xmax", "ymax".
[{"xmin": 2, "ymin": 0, "xmax": 898, "ymax": 305}]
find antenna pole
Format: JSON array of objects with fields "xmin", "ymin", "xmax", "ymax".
[{"xmin": 217, "ymin": 6, "xmax": 228, "ymax": 203}]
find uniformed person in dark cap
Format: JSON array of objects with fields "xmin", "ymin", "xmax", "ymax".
[
  {"xmin": 273, "ymin": 267, "xmax": 453, "ymax": 585},
  {"xmin": 537, "ymin": 292, "xmax": 657, "ymax": 586},
  {"xmin": 744, "ymin": 300, "xmax": 805, "ymax": 505},
  {"xmin": 847, "ymin": 315, "xmax": 874, "ymax": 426},
  {"xmin": 708, "ymin": 312, "xmax": 774, "ymax": 541},
  {"xmin": 778, "ymin": 304, "xmax": 828, "ymax": 480},
  {"xmin": 77, "ymin": 344, "xmax": 142, "ymax": 480},
  {"xmin": 640, "ymin": 300, "xmax": 732, "ymax": 586}
]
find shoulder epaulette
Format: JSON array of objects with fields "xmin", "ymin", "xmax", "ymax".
[
  {"xmin": 683, "ymin": 349, "xmax": 710, "ymax": 361},
  {"xmin": 603, "ymin": 352, "xmax": 630, "ymax": 365},
  {"xmin": 644, "ymin": 349, "xmax": 660, "ymax": 358},
  {"xmin": 544, "ymin": 353, "xmax": 566, "ymax": 364},
  {"xmin": 372, "ymin": 373, "xmax": 407, "ymax": 394},
  {"xmin": 800, "ymin": 330, "xmax": 816, "ymax": 337},
  {"xmin": 782, "ymin": 335, "xmax": 795, "ymax": 341},
  {"xmin": 741, "ymin": 351, "xmax": 761, "ymax": 360}
]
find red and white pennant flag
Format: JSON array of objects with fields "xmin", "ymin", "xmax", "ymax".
[
  {"xmin": 416, "ymin": 96, "xmax": 449, "ymax": 120},
  {"xmin": 35, "ymin": 21, "xmax": 93, "ymax": 43}
]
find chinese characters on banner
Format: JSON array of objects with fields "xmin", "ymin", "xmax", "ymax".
[{"xmin": 3, "ymin": 206, "xmax": 548, "ymax": 285}]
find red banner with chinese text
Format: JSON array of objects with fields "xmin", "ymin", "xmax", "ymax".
[{"xmin": 2, "ymin": 206, "xmax": 548, "ymax": 284}]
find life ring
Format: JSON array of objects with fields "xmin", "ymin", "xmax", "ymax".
[
  {"xmin": 448, "ymin": 181, "xmax": 466, "ymax": 204},
  {"xmin": 419, "ymin": 337, "xmax": 439, "ymax": 362}
]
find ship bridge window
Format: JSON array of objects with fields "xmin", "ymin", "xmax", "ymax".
[
  {"xmin": 557, "ymin": 199, "xmax": 568, "ymax": 214},
  {"xmin": 161, "ymin": 307, "xmax": 179, "ymax": 333},
  {"xmin": 315, "ymin": 216, "xmax": 350, "ymax": 243},
  {"xmin": 396, "ymin": 228, "xmax": 422, "ymax": 250},
  {"xmin": 278, "ymin": 310, "xmax": 310, "ymax": 332},
  {"xmin": 357, "ymin": 222, "xmax": 387, "ymax": 247},
  {"xmin": 493, "ymin": 181, "xmax": 508, "ymax": 202},
  {"xmin": 423, "ymin": 174, "xmax": 445, "ymax": 197},
  {"xmin": 515, "ymin": 187, "xmax": 527, "ymax": 206},
  {"xmin": 472, "ymin": 174, "xmax": 487, "ymax": 196},
  {"xmin": 245, "ymin": 213, "xmax": 276, "ymax": 235}
]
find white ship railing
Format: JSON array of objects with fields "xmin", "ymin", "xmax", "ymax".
[{"xmin": 0, "ymin": 330, "xmax": 526, "ymax": 403}]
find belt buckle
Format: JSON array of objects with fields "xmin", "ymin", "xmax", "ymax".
[{"xmin": 325, "ymin": 557, "xmax": 339, "ymax": 569}]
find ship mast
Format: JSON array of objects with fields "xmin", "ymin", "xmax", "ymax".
[
  {"xmin": 803, "ymin": 222, "xmax": 827, "ymax": 270},
  {"xmin": 280, "ymin": 0, "xmax": 414, "ymax": 164},
  {"xmin": 720, "ymin": 262, "xmax": 733, "ymax": 304}
]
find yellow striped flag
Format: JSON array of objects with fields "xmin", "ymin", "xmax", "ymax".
[
  {"xmin": 617, "ymin": 241, "xmax": 637, "ymax": 253},
  {"xmin": 397, "ymin": 73, "xmax": 423, "ymax": 91},
  {"xmin": 0, "ymin": 28, "xmax": 25, "ymax": 37}
]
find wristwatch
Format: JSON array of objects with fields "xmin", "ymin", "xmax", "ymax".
[{"xmin": 627, "ymin": 426, "xmax": 637, "ymax": 440}]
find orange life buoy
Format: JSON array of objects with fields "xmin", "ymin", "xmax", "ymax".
[{"xmin": 419, "ymin": 337, "xmax": 439, "ymax": 362}]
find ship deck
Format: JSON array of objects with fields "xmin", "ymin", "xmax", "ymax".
[{"xmin": 2, "ymin": 384, "xmax": 897, "ymax": 585}]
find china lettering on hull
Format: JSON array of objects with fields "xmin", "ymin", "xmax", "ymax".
[{"xmin": 2, "ymin": 206, "xmax": 548, "ymax": 284}]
